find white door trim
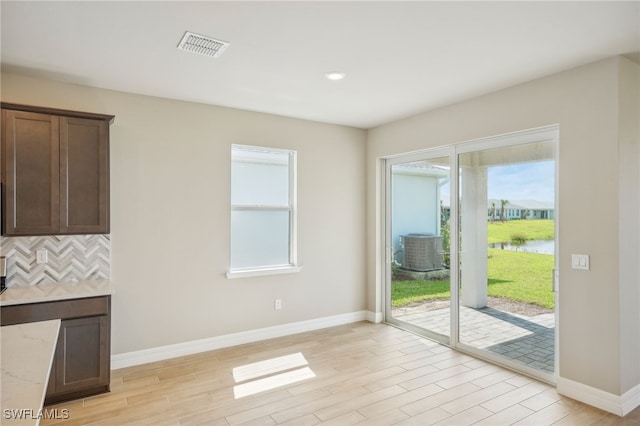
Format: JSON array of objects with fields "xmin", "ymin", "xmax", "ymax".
[{"xmin": 379, "ymin": 124, "xmax": 560, "ymax": 384}]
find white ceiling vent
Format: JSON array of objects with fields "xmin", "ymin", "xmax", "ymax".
[{"xmin": 177, "ymin": 31, "xmax": 229, "ymax": 58}]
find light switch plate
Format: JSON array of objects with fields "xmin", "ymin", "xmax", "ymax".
[{"xmin": 571, "ymin": 254, "xmax": 589, "ymax": 270}]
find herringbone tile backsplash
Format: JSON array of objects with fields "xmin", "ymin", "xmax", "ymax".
[{"xmin": 0, "ymin": 235, "xmax": 110, "ymax": 287}]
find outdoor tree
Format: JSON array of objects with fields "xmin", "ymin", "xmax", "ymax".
[
  {"xmin": 440, "ymin": 200, "xmax": 450, "ymax": 268},
  {"xmin": 500, "ymin": 199, "xmax": 509, "ymax": 222}
]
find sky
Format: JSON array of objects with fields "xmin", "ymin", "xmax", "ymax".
[
  {"xmin": 487, "ymin": 161, "xmax": 555, "ymax": 203},
  {"xmin": 439, "ymin": 160, "xmax": 555, "ymax": 204}
]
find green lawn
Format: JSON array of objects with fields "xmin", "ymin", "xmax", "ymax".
[
  {"xmin": 486, "ymin": 219, "xmax": 554, "ymax": 244},
  {"xmin": 486, "ymin": 249, "xmax": 554, "ymax": 308},
  {"xmin": 392, "ymin": 220, "xmax": 555, "ymax": 308},
  {"xmin": 391, "ymin": 278, "xmax": 451, "ymax": 307}
]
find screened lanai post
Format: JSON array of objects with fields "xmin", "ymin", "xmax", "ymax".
[{"xmin": 460, "ymin": 155, "xmax": 488, "ymax": 309}]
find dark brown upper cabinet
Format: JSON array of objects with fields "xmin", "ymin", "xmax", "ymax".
[{"xmin": 1, "ymin": 103, "xmax": 114, "ymax": 236}]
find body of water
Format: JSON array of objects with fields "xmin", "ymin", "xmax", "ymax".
[{"xmin": 489, "ymin": 239, "xmax": 555, "ymax": 255}]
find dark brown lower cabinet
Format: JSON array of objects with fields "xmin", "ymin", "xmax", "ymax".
[
  {"xmin": 0, "ymin": 296, "xmax": 111, "ymax": 404},
  {"xmin": 48, "ymin": 314, "xmax": 111, "ymax": 403}
]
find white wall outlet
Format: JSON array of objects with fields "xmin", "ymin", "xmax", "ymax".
[
  {"xmin": 274, "ymin": 299, "xmax": 282, "ymax": 310},
  {"xmin": 571, "ymin": 254, "xmax": 589, "ymax": 270},
  {"xmin": 36, "ymin": 249, "xmax": 48, "ymax": 264}
]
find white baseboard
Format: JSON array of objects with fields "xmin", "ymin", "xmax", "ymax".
[
  {"xmin": 621, "ymin": 383, "xmax": 640, "ymax": 416},
  {"xmin": 557, "ymin": 376, "xmax": 640, "ymax": 416},
  {"xmin": 366, "ymin": 310, "xmax": 383, "ymax": 323},
  {"xmin": 111, "ymin": 310, "xmax": 368, "ymax": 370}
]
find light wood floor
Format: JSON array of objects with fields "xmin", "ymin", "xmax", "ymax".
[{"xmin": 43, "ymin": 322, "xmax": 639, "ymax": 425}]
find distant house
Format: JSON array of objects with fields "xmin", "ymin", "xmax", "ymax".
[
  {"xmin": 440, "ymin": 198, "xmax": 554, "ymax": 222},
  {"xmin": 486, "ymin": 199, "xmax": 555, "ymax": 221}
]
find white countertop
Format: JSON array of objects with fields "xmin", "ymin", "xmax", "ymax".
[
  {"xmin": 0, "ymin": 280, "xmax": 113, "ymax": 306},
  {"xmin": 1, "ymin": 320, "xmax": 61, "ymax": 426}
]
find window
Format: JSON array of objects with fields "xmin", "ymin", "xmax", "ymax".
[{"xmin": 227, "ymin": 145, "xmax": 300, "ymax": 278}]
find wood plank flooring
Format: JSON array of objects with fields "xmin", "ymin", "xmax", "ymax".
[{"xmin": 42, "ymin": 322, "xmax": 640, "ymax": 425}]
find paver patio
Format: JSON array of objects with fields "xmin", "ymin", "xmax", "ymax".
[{"xmin": 393, "ymin": 304, "xmax": 555, "ymax": 373}]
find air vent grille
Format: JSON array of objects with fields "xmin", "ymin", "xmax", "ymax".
[{"xmin": 177, "ymin": 31, "xmax": 229, "ymax": 58}]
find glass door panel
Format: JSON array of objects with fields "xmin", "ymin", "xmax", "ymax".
[
  {"xmin": 457, "ymin": 141, "xmax": 556, "ymax": 375},
  {"xmin": 386, "ymin": 155, "xmax": 452, "ymax": 342}
]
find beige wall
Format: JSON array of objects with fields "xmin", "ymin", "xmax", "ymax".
[
  {"xmin": 0, "ymin": 72, "xmax": 367, "ymax": 354},
  {"xmin": 618, "ymin": 58, "xmax": 640, "ymax": 393},
  {"xmin": 366, "ymin": 57, "xmax": 640, "ymax": 396},
  {"xmin": 2, "ymin": 56, "xmax": 638, "ymax": 402}
]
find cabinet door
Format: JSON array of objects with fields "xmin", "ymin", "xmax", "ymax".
[
  {"xmin": 1, "ymin": 110, "xmax": 60, "ymax": 235},
  {"xmin": 54, "ymin": 315, "xmax": 110, "ymax": 394},
  {"xmin": 59, "ymin": 117, "xmax": 110, "ymax": 234}
]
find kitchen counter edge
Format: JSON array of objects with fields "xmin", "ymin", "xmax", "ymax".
[{"xmin": 0, "ymin": 280, "xmax": 113, "ymax": 306}]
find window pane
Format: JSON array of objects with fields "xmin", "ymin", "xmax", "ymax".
[
  {"xmin": 389, "ymin": 157, "xmax": 451, "ymax": 339},
  {"xmin": 231, "ymin": 210, "xmax": 291, "ymax": 269},
  {"xmin": 232, "ymin": 148, "xmax": 289, "ymax": 206},
  {"xmin": 458, "ymin": 140, "xmax": 555, "ymax": 375}
]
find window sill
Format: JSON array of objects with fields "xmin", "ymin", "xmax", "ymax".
[{"xmin": 226, "ymin": 266, "xmax": 303, "ymax": 279}]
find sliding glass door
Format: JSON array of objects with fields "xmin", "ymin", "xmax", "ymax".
[
  {"xmin": 384, "ymin": 127, "xmax": 558, "ymax": 381},
  {"xmin": 457, "ymin": 140, "xmax": 556, "ymax": 377},
  {"xmin": 385, "ymin": 150, "xmax": 453, "ymax": 344}
]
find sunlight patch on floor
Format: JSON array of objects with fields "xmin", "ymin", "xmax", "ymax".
[
  {"xmin": 232, "ymin": 352, "xmax": 308, "ymax": 382},
  {"xmin": 233, "ymin": 367, "xmax": 316, "ymax": 399},
  {"xmin": 232, "ymin": 352, "xmax": 315, "ymax": 399}
]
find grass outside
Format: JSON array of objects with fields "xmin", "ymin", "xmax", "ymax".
[
  {"xmin": 486, "ymin": 248, "xmax": 554, "ymax": 308},
  {"xmin": 487, "ymin": 219, "xmax": 554, "ymax": 244},
  {"xmin": 392, "ymin": 220, "xmax": 555, "ymax": 309}
]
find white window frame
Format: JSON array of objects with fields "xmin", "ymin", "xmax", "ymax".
[{"xmin": 226, "ymin": 144, "xmax": 301, "ymax": 279}]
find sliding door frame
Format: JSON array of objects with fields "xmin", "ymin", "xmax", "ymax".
[
  {"xmin": 383, "ymin": 147, "xmax": 459, "ymax": 345},
  {"xmin": 381, "ymin": 125, "xmax": 559, "ymax": 384}
]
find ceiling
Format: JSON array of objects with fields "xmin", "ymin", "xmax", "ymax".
[{"xmin": 1, "ymin": 1, "xmax": 639, "ymax": 129}]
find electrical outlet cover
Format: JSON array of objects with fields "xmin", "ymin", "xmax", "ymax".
[{"xmin": 36, "ymin": 249, "xmax": 48, "ymax": 264}]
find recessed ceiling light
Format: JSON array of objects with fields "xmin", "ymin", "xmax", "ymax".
[{"xmin": 325, "ymin": 71, "xmax": 346, "ymax": 81}]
